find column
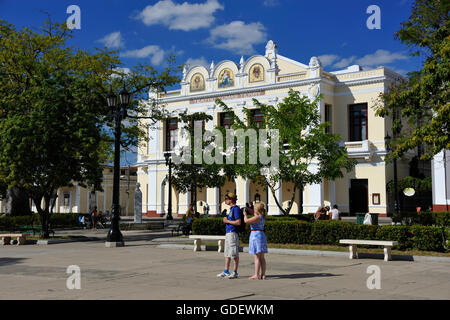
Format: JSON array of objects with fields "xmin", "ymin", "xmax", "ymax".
[
  {"xmin": 159, "ymin": 176, "xmax": 167, "ymax": 214},
  {"xmin": 148, "ymin": 166, "xmax": 158, "ymax": 214},
  {"xmin": 306, "ymin": 181, "xmax": 324, "ymax": 213},
  {"xmin": 432, "ymin": 150, "xmax": 450, "ymax": 211},
  {"xmin": 57, "ymin": 188, "xmax": 62, "ymax": 213},
  {"xmin": 235, "ymin": 177, "xmax": 247, "ymax": 208},
  {"xmin": 75, "ymin": 184, "xmax": 80, "ymax": 214},
  {"xmin": 179, "ymin": 190, "xmax": 191, "ymax": 215},
  {"xmin": 206, "ymin": 188, "xmax": 220, "ymax": 215}
]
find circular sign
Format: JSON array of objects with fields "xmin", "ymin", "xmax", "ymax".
[{"xmin": 403, "ymin": 188, "xmax": 415, "ymax": 197}]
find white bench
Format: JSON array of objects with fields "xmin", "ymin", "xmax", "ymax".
[
  {"xmin": 189, "ymin": 235, "xmax": 226, "ymax": 252},
  {"xmin": 339, "ymin": 239, "xmax": 398, "ymax": 261},
  {"xmin": 1, "ymin": 233, "xmax": 26, "ymax": 245}
]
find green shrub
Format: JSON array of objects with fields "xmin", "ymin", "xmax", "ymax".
[
  {"xmin": 266, "ymin": 214, "xmax": 315, "ymax": 223},
  {"xmin": 0, "ymin": 213, "xmax": 81, "ymax": 231},
  {"xmin": 191, "ymin": 218, "xmax": 447, "ymax": 252},
  {"xmin": 393, "ymin": 211, "xmax": 450, "ymax": 226},
  {"xmin": 192, "ymin": 217, "xmax": 225, "ymax": 236}
]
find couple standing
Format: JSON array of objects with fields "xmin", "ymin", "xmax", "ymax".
[{"xmin": 216, "ymin": 192, "xmax": 268, "ymax": 280}]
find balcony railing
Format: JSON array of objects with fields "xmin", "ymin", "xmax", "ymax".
[{"xmin": 343, "ymin": 140, "xmax": 371, "ymax": 160}]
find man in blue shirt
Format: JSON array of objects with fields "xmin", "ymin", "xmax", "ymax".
[{"xmin": 217, "ymin": 192, "xmax": 241, "ymax": 279}]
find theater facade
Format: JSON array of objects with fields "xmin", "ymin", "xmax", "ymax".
[{"xmin": 136, "ymin": 40, "xmax": 410, "ymax": 218}]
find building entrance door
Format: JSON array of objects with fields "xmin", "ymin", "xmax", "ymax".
[{"xmin": 349, "ymin": 179, "xmax": 368, "ymax": 214}]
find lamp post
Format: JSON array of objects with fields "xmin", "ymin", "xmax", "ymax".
[
  {"xmin": 105, "ymin": 86, "xmax": 130, "ymax": 247},
  {"xmin": 164, "ymin": 151, "xmax": 173, "ymax": 220},
  {"xmin": 385, "ymin": 133, "xmax": 399, "ymax": 216}
]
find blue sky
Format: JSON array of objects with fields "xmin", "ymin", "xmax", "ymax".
[
  {"xmin": 1, "ymin": 0, "xmax": 422, "ymax": 75},
  {"xmin": 0, "ymin": 0, "xmax": 423, "ymax": 164}
]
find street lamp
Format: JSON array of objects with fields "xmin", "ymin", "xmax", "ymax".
[
  {"xmin": 385, "ymin": 133, "xmax": 400, "ymax": 216},
  {"xmin": 105, "ymin": 85, "xmax": 130, "ymax": 247},
  {"xmin": 164, "ymin": 151, "xmax": 173, "ymax": 220}
]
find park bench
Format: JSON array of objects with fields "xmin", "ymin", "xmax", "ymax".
[
  {"xmin": 339, "ymin": 239, "xmax": 398, "ymax": 261},
  {"xmin": 19, "ymin": 225, "xmax": 55, "ymax": 237},
  {"xmin": 165, "ymin": 222, "xmax": 185, "ymax": 236},
  {"xmin": 189, "ymin": 235, "xmax": 226, "ymax": 252},
  {"xmin": 1, "ymin": 233, "xmax": 26, "ymax": 245}
]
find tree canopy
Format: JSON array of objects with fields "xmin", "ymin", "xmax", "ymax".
[
  {"xmin": 0, "ymin": 19, "xmax": 180, "ymax": 236},
  {"xmin": 216, "ymin": 90, "xmax": 356, "ymax": 215},
  {"xmin": 375, "ymin": 0, "xmax": 449, "ymax": 160}
]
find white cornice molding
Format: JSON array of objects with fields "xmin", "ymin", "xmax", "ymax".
[
  {"xmin": 336, "ymin": 75, "xmax": 387, "ymax": 86},
  {"xmin": 159, "ymin": 77, "xmax": 322, "ymax": 104},
  {"xmin": 155, "ymin": 75, "xmax": 389, "ymax": 106}
]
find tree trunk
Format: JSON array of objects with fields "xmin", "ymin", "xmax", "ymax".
[
  {"xmin": 268, "ymin": 184, "xmax": 286, "ymax": 215},
  {"xmin": 34, "ymin": 195, "xmax": 51, "ymax": 239},
  {"xmin": 40, "ymin": 211, "xmax": 50, "ymax": 239},
  {"xmin": 5, "ymin": 187, "xmax": 31, "ymax": 216}
]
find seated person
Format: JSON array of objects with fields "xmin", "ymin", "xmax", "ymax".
[{"xmin": 314, "ymin": 205, "xmax": 329, "ymax": 221}]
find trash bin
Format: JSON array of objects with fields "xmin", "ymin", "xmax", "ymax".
[
  {"xmin": 370, "ymin": 213, "xmax": 378, "ymax": 225},
  {"xmin": 356, "ymin": 213, "xmax": 365, "ymax": 225}
]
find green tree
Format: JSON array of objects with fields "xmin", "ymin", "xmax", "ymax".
[
  {"xmin": 216, "ymin": 90, "xmax": 356, "ymax": 215},
  {"xmin": 0, "ymin": 19, "xmax": 180, "ymax": 237},
  {"xmin": 375, "ymin": 0, "xmax": 449, "ymax": 159},
  {"xmin": 169, "ymin": 111, "xmax": 227, "ymax": 213}
]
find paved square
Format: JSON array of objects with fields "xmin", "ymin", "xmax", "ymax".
[{"xmin": 0, "ymin": 230, "xmax": 449, "ymax": 300}]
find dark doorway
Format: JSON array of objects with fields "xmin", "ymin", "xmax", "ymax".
[{"xmin": 349, "ymin": 179, "xmax": 368, "ymax": 215}]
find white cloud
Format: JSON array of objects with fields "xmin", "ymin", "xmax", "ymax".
[
  {"xmin": 263, "ymin": 0, "xmax": 280, "ymax": 6},
  {"xmin": 330, "ymin": 50, "xmax": 409, "ymax": 70},
  {"xmin": 135, "ymin": 0, "xmax": 224, "ymax": 31},
  {"xmin": 97, "ymin": 31, "xmax": 124, "ymax": 49},
  {"xmin": 355, "ymin": 49, "xmax": 408, "ymax": 67},
  {"xmin": 111, "ymin": 67, "xmax": 131, "ymax": 78},
  {"xmin": 333, "ymin": 56, "xmax": 357, "ymax": 68},
  {"xmin": 208, "ymin": 21, "xmax": 267, "ymax": 55},
  {"xmin": 317, "ymin": 54, "xmax": 339, "ymax": 67},
  {"xmin": 120, "ymin": 45, "xmax": 166, "ymax": 66},
  {"xmin": 186, "ymin": 57, "xmax": 209, "ymax": 68}
]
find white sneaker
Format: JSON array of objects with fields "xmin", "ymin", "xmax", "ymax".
[
  {"xmin": 217, "ymin": 271, "xmax": 230, "ymax": 278},
  {"xmin": 227, "ymin": 271, "xmax": 238, "ymax": 279}
]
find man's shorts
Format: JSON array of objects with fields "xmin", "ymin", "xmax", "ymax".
[{"xmin": 225, "ymin": 232, "xmax": 239, "ymax": 258}]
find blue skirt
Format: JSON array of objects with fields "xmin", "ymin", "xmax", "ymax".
[{"xmin": 248, "ymin": 231, "xmax": 268, "ymax": 254}]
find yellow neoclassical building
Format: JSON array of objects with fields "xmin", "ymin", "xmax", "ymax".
[{"xmin": 136, "ymin": 40, "xmax": 411, "ymax": 217}]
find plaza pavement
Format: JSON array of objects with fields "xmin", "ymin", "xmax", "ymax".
[{"xmin": 0, "ymin": 229, "xmax": 449, "ymax": 300}]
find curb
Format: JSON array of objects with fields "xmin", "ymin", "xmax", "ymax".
[
  {"xmin": 34, "ymin": 237, "xmax": 100, "ymax": 245},
  {"xmin": 157, "ymin": 243, "xmax": 450, "ymax": 262}
]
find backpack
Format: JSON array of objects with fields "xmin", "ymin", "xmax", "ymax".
[{"xmin": 231, "ymin": 206, "xmax": 246, "ymax": 233}]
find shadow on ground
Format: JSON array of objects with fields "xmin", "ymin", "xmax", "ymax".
[
  {"xmin": 0, "ymin": 257, "xmax": 27, "ymax": 267},
  {"xmin": 357, "ymin": 253, "xmax": 414, "ymax": 261},
  {"xmin": 267, "ymin": 273, "xmax": 342, "ymax": 279}
]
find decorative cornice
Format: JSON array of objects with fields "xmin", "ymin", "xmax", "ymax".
[
  {"xmin": 336, "ymin": 75, "xmax": 387, "ymax": 87},
  {"xmin": 159, "ymin": 77, "xmax": 322, "ymax": 104}
]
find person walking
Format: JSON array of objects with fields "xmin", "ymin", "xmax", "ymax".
[
  {"xmin": 243, "ymin": 202, "xmax": 268, "ymax": 280},
  {"xmin": 90, "ymin": 206, "xmax": 98, "ymax": 229},
  {"xmin": 217, "ymin": 192, "xmax": 241, "ymax": 279}
]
